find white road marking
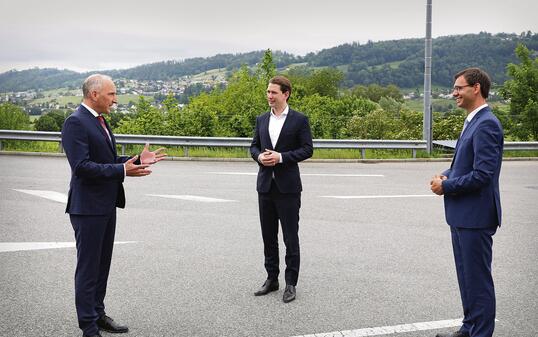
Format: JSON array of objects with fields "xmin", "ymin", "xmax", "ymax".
[
  {"xmin": 0, "ymin": 241, "xmax": 137, "ymax": 253},
  {"xmin": 290, "ymin": 318, "xmax": 463, "ymax": 337},
  {"xmin": 147, "ymin": 194, "xmax": 236, "ymax": 202},
  {"xmin": 207, "ymin": 172, "xmax": 257, "ymax": 176},
  {"xmin": 321, "ymin": 194, "xmax": 436, "ymax": 199},
  {"xmin": 208, "ymin": 172, "xmax": 384, "ymax": 177},
  {"xmin": 13, "ymin": 189, "xmax": 67, "ymax": 204}
]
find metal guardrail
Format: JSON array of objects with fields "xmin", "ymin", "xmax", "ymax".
[
  {"xmin": 1, "ymin": 130, "xmax": 537, "ymax": 158},
  {"xmin": 433, "ymin": 139, "xmax": 538, "ymax": 152}
]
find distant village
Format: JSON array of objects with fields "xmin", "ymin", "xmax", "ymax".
[{"xmin": 1, "ymin": 74, "xmax": 228, "ymax": 115}]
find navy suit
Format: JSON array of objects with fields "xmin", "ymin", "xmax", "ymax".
[
  {"xmin": 62, "ymin": 105, "xmax": 130, "ymax": 336},
  {"xmin": 250, "ymin": 108, "xmax": 313, "ymax": 285},
  {"xmin": 441, "ymin": 106, "xmax": 503, "ymax": 337}
]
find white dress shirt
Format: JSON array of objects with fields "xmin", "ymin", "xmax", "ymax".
[
  {"xmin": 466, "ymin": 103, "xmax": 488, "ymax": 124},
  {"xmin": 258, "ymin": 105, "xmax": 288, "ymax": 164}
]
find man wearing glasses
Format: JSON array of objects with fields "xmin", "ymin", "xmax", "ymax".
[{"xmin": 430, "ymin": 68, "xmax": 503, "ymax": 337}]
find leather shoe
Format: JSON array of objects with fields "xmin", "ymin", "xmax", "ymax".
[
  {"xmin": 254, "ymin": 279, "xmax": 279, "ymax": 296},
  {"xmin": 96, "ymin": 315, "xmax": 129, "ymax": 333},
  {"xmin": 83, "ymin": 333, "xmax": 102, "ymax": 337},
  {"xmin": 435, "ymin": 331, "xmax": 469, "ymax": 337},
  {"xmin": 283, "ymin": 285, "xmax": 296, "ymax": 303}
]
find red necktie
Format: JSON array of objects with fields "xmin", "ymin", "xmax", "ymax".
[{"xmin": 97, "ymin": 115, "xmax": 112, "ymax": 142}]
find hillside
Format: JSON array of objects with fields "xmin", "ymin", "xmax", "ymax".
[{"xmin": 1, "ymin": 32, "xmax": 536, "ymax": 92}]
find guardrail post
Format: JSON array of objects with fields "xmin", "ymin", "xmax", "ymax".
[
  {"xmin": 360, "ymin": 148, "xmax": 366, "ymax": 159},
  {"xmin": 184, "ymin": 146, "xmax": 189, "ymax": 157},
  {"xmin": 0, "ymin": 140, "xmax": 2, "ymax": 151},
  {"xmin": 246, "ymin": 148, "xmax": 250, "ymax": 157},
  {"xmin": 59, "ymin": 141, "xmax": 64, "ymax": 153},
  {"xmin": 412, "ymin": 149, "xmax": 416, "ymax": 158},
  {"xmin": 121, "ymin": 144, "xmax": 125, "ymax": 156}
]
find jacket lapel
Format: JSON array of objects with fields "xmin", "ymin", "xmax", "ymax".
[
  {"xmin": 101, "ymin": 117, "xmax": 117, "ymax": 155},
  {"xmin": 261, "ymin": 112, "xmax": 273, "ymax": 151},
  {"xmin": 79, "ymin": 105, "xmax": 116, "ymax": 155},
  {"xmin": 451, "ymin": 107, "xmax": 488, "ymax": 167}
]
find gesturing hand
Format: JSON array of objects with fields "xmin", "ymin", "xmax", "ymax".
[
  {"xmin": 125, "ymin": 155, "xmax": 152, "ymax": 177},
  {"xmin": 140, "ymin": 143, "xmax": 167, "ymax": 165}
]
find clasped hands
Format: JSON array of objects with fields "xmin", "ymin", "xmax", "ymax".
[
  {"xmin": 430, "ymin": 174, "xmax": 447, "ymax": 195},
  {"xmin": 125, "ymin": 143, "xmax": 167, "ymax": 177},
  {"xmin": 259, "ymin": 149, "xmax": 280, "ymax": 166}
]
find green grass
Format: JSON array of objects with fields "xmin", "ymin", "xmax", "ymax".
[
  {"xmin": 119, "ymin": 145, "xmax": 250, "ymax": 158},
  {"xmin": 503, "ymin": 150, "xmax": 538, "ymax": 157},
  {"xmin": 368, "ymin": 60, "xmax": 403, "ymax": 71},
  {"xmin": 30, "ymin": 94, "xmax": 151, "ymax": 108},
  {"xmin": 0, "ymin": 140, "xmax": 61, "ymax": 153},
  {"xmin": 2, "ymin": 141, "xmax": 536, "ymax": 159}
]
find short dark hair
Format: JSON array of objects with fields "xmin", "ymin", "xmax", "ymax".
[
  {"xmin": 269, "ymin": 76, "xmax": 292, "ymax": 101},
  {"xmin": 454, "ymin": 67, "xmax": 491, "ymax": 99}
]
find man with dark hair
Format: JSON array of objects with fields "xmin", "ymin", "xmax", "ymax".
[
  {"xmin": 62, "ymin": 74, "xmax": 165, "ymax": 337},
  {"xmin": 250, "ymin": 75, "xmax": 313, "ymax": 303},
  {"xmin": 431, "ymin": 68, "xmax": 503, "ymax": 337}
]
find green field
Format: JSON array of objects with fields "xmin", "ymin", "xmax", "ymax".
[{"xmin": 30, "ymin": 92, "xmax": 150, "ymax": 107}]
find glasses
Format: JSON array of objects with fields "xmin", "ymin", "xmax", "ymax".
[{"xmin": 453, "ymin": 84, "xmax": 475, "ymax": 92}]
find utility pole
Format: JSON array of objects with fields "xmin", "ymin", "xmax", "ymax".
[{"xmin": 423, "ymin": 0, "xmax": 433, "ymax": 154}]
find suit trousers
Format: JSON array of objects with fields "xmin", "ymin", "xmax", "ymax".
[
  {"xmin": 258, "ymin": 180, "xmax": 301, "ymax": 286},
  {"xmin": 450, "ymin": 226, "xmax": 497, "ymax": 337},
  {"xmin": 70, "ymin": 212, "xmax": 117, "ymax": 336}
]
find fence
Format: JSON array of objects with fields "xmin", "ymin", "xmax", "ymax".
[{"xmin": 1, "ymin": 130, "xmax": 537, "ymax": 159}]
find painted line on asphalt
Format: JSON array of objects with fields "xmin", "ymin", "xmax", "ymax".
[
  {"xmin": 13, "ymin": 189, "xmax": 67, "ymax": 204},
  {"xmin": 321, "ymin": 194, "xmax": 436, "ymax": 199},
  {"xmin": 0, "ymin": 241, "xmax": 137, "ymax": 253},
  {"xmin": 147, "ymin": 194, "xmax": 236, "ymax": 202},
  {"xmin": 207, "ymin": 172, "xmax": 257, "ymax": 176},
  {"xmin": 290, "ymin": 318, "xmax": 463, "ymax": 337},
  {"xmin": 208, "ymin": 172, "xmax": 384, "ymax": 177}
]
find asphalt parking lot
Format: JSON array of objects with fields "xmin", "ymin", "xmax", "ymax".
[{"xmin": 1, "ymin": 155, "xmax": 537, "ymax": 337}]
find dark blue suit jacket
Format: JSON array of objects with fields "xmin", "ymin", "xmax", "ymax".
[
  {"xmin": 442, "ymin": 106, "xmax": 503, "ymax": 228},
  {"xmin": 250, "ymin": 108, "xmax": 313, "ymax": 193},
  {"xmin": 62, "ymin": 105, "xmax": 130, "ymax": 215}
]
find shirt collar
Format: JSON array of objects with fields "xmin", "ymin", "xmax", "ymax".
[
  {"xmin": 466, "ymin": 103, "xmax": 488, "ymax": 122},
  {"xmin": 81, "ymin": 102, "xmax": 100, "ymax": 118},
  {"xmin": 271, "ymin": 105, "xmax": 289, "ymax": 118}
]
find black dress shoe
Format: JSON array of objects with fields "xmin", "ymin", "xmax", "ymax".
[
  {"xmin": 96, "ymin": 315, "xmax": 129, "ymax": 333},
  {"xmin": 283, "ymin": 285, "xmax": 296, "ymax": 303},
  {"xmin": 435, "ymin": 331, "xmax": 469, "ymax": 337},
  {"xmin": 83, "ymin": 333, "xmax": 102, "ymax": 337},
  {"xmin": 254, "ymin": 279, "xmax": 279, "ymax": 296}
]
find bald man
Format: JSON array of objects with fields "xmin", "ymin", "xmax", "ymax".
[{"xmin": 62, "ymin": 74, "xmax": 165, "ymax": 337}]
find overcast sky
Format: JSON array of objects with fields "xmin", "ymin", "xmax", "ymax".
[{"xmin": 1, "ymin": 0, "xmax": 536, "ymax": 73}]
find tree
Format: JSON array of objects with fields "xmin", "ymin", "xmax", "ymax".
[
  {"xmin": 257, "ymin": 49, "xmax": 276, "ymax": 84},
  {"xmin": 0, "ymin": 103, "xmax": 30, "ymax": 130},
  {"xmin": 349, "ymin": 84, "xmax": 403, "ymax": 102},
  {"xmin": 34, "ymin": 110, "xmax": 69, "ymax": 131},
  {"xmin": 500, "ymin": 43, "xmax": 538, "ymax": 140},
  {"xmin": 305, "ymin": 68, "xmax": 344, "ymax": 98},
  {"xmin": 115, "ymin": 96, "xmax": 167, "ymax": 135}
]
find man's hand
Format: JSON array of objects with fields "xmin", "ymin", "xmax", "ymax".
[
  {"xmin": 125, "ymin": 155, "xmax": 152, "ymax": 177},
  {"xmin": 259, "ymin": 149, "xmax": 280, "ymax": 166},
  {"xmin": 430, "ymin": 174, "xmax": 447, "ymax": 195},
  {"xmin": 140, "ymin": 143, "xmax": 167, "ymax": 164}
]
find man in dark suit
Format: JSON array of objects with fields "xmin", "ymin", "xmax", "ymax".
[
  {"xmin": 431, "ymin": 68, "xmax": 503, "ymax": 337},
  {"xmin": 250, "ymin": 75, "xmax": 313, "ymax": 303},
  {"xmin": 62, "ymin": 74, "xmax": 165, "ymax": 337}
]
